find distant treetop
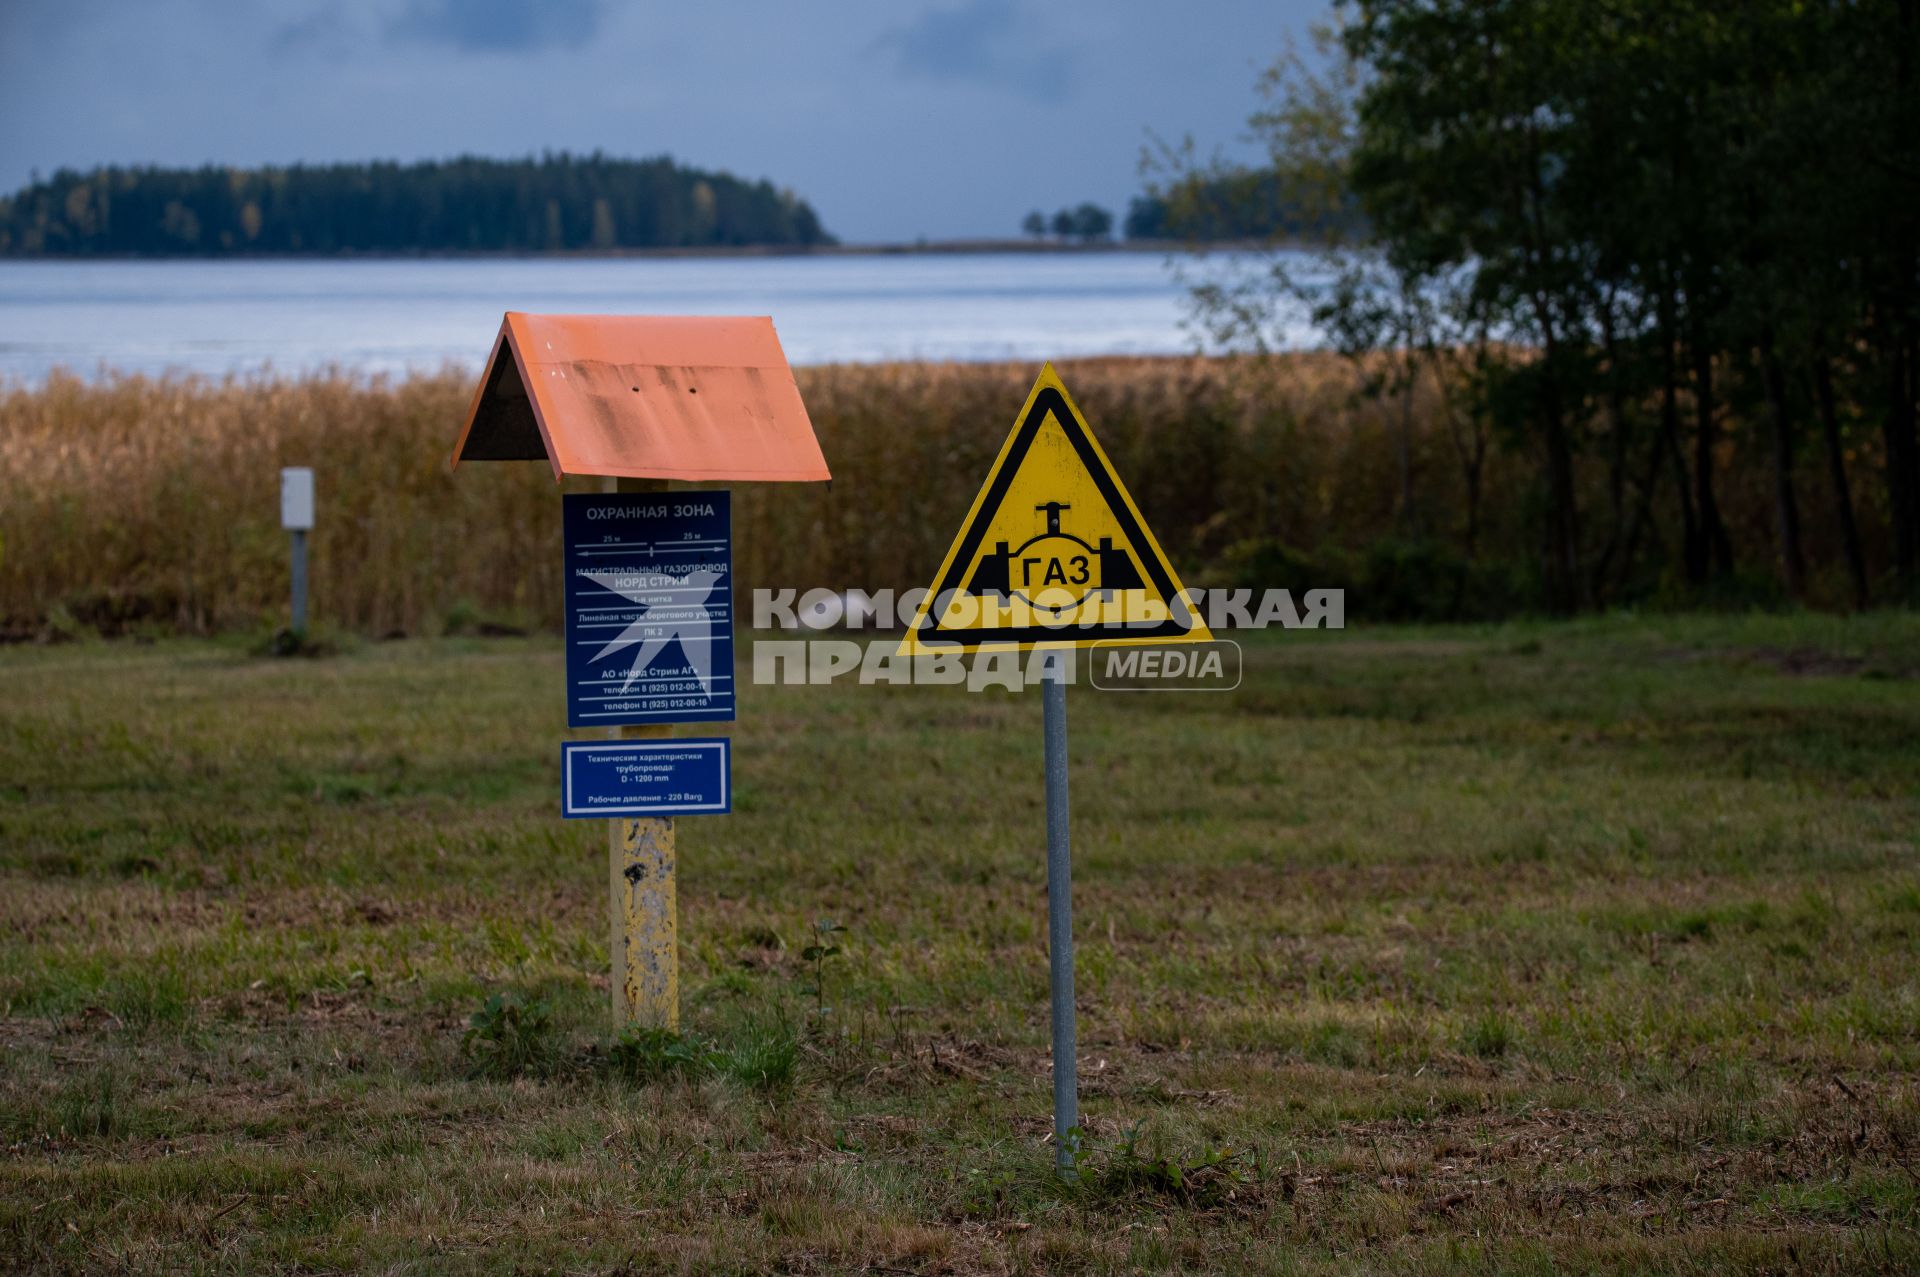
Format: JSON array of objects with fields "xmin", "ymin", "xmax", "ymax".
[
  {"xmin": 0, "ymin": 153, "xmax": 835, "ymax": 256},
  {"xmin": 1019, "ymin": 203, "xmax": 1113, "ymax": 244},
  {"xmin": 1125, "ymin": 172, "xmax": 1359, "ymax": 243}
]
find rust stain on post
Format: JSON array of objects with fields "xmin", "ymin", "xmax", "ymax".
[
  {"xmin": 611, "ymin": 805, "xmax": 676, "ymax": 1030},
  {"xmin": 609, "ymin": 476, "xmax": 678, "ymax": 1031}
]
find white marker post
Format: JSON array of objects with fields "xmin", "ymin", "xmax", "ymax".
[{"xmin": 280, "ymin": 467, "xmax": 314, "ymax": 635}]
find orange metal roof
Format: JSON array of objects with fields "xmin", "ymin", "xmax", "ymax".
[{"xmin": 450, "ymin": 312, "xmax": 831, "ymax": 483}]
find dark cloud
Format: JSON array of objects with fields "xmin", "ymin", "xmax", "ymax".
[
  {"xmin": 872, "ymin": 0, "xmax": 1073, "ymax": 104},
  {"xmin": 386, "ymin": 0, "xmax": 604, "ymax": 54},
  {"xmin": 270, "ymin": 5, "xmax": 357, "ymax": 60},
  {"xmin": 0, "ymin": 0, "xmax": 1313, "ymax": 240}
]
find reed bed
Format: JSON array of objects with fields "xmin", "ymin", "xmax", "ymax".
[
  {"xmin": 0, "ymin": 352, "xmax": 1857, "ymax": 637},
  {"xmin": 0, "ymin": 356, "xmax": 1459, "ymax": 636}
]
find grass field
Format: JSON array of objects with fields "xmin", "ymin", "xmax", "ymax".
[{"xmin": 2, "ymin": 613, "xmax": 1918, "ymax": 1274}]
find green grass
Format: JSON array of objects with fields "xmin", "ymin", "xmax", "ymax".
[{"xmin": 1, "ymin": 612, "xmax": 1918, "ymax": 1273}]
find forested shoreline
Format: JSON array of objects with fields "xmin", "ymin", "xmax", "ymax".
[{"xmin": 0, "ymin": 154, "xmax": 834, "ymax": 256}]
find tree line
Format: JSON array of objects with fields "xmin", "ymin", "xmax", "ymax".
[
  {"xmin": 1018, "ymin": 186, "xmax": 1348, "ymax": 244},
  {"xmin": 1123, "ymin": 172, "xmax": 1358, "ymax": 243},
  {"xmin": 0, "ymin": 153, "xmax": 834, "ymax": 255},
  {"xmin": 1020, "ymin": 204, "xmax": 1115, "ymax": 243},
  {"xmin": 1156, "ymin": 0, "xmax": 1920, "ymax": 610}
]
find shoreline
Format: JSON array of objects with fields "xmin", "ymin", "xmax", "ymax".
[
  {"xmin": 6, "ymin": 349, "xmax": 1274, "ymax": 388},
  {"xmin": 0, "ymin": 237, "xmax": 1295, "ymax": 265}
]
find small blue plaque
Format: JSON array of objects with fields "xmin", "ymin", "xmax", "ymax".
[{"xmin": 561, "ymin": 738, "xmax": 731, "ymax": 818}]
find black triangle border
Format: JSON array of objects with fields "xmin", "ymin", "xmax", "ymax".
[{"xmin": 913, "ymin": 385, "xmax": 1199, "ymax": 648}]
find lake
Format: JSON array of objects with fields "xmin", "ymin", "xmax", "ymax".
[{"xmin": 0, "ymin": 251, "xmax": 1315, "ymax": 383}]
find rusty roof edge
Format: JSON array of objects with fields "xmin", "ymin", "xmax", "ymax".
[
  {"xmin": 511, "ymin": 313, "xmax": 785, "ymax": 369},
  {"xmin": 514, "ymin": 354, "xmax": 792, "ymax": 372},
  {"xmin": 447, "ymin": 321, "xmax": 510, "ymax": 472},
  {"xmin": 504, "ymin": 312, "xmax": 569, "ymax": 484},
  {"xmin": 562, "ymin": 461, "xmax": 832, "ymax": 482},
  {"xmin": 760, "ymin": 317, "xmax": 830, "ymax": 480}
]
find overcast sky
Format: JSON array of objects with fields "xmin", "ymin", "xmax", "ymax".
[{"xmin": 0, "ymin": 0, "xmax": 1323, "ymax": 243}]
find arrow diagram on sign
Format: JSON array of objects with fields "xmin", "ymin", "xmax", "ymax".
[{"xmin": 582, "ymin": 568, "xmax": 724, "ymax": 697}]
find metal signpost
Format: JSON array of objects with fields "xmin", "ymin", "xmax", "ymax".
[
  {"xmin": 280, "ymin": 467, "xmax": 314, "ymax": 634},
  {"xmin": 901, "ymin": 364, "xmax": 1209, "ymax": 1176},
  {"xmin": 1041, "ymin": 670, "xmax": 1076, "ymax": 1166},
  {"xmin": 447, "ymin": 311, "xmax": 830, "ymax": 1035},
  {"xmin": 565, "ymin": 483, "xmax": 735, "ymax": 1030}
]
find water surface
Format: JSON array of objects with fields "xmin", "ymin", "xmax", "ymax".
[{"xmin": 0, "ymin": 251, "xmax": 1308, "ymax": 382}]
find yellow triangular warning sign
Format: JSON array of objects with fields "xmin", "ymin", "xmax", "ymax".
[{"xmin": 900, "ymin": 365, "xmax": 1212, "ymax": 654}]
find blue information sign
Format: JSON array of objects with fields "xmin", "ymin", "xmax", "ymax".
[
  {"xmin": 562, "ymin": 491, "xmax": 734, "ymax": 727},
  {"xmin": 561, "ymin": 738, "xmax": 731, "ymax": 818}
]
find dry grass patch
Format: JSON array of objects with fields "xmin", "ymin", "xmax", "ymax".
[{"xmin": 2, "ymin": 616, "xmax": 1918, "ymax": 1272}]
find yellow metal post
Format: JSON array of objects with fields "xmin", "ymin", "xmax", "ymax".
[{"xmin": 608, "ymin": 476, "xmax": 678, "ymax": 1031}]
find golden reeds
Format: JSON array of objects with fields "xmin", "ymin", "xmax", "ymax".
[
  {"xmin": 17, "ymin": 351, "xmax": 1862, "ymax": 635},
  {"xmin": 0, "ymin": 356, "xmax": 1456, "ymax": 635}
]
